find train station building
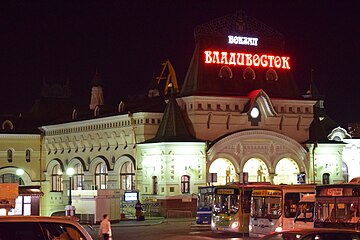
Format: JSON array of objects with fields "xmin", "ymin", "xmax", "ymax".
[{"xmin": 0, "ymin": 11, "xmax": 358, "ymax": 221}]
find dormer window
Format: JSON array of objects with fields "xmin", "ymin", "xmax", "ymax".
[
  {"xmin": 266, "ymin": 69, "xmax": 278, "ymax": 81},
  {"xmin": 219, "ymin": 65, "xmax": 233, "ymax": 79},
  {"xmin": 243, "ymin": 67, "xmax": 256, "ymax": 80}
]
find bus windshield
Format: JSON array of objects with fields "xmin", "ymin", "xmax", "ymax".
[
  {"xmin": 213, "ymin": 194, "xmax": 239, "ymax": 215},
  {"xmin": 251, "ymin": 196, "xmax": 282, "ymax": 219},
  {"xmin": 315, "ymin": 198, "xmax": 359, "ymax": 223},
  {"xmin": 197, "ymin": 187, "xmax": 213, "ymax": 211}
]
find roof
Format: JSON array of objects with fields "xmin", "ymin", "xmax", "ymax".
[
  {"xmin": 180, "ymin": 11, "xmax": 300, "ymax": 99},
  {"xmin": 142, "ymin": 95, "xmax": 202, "ymax": 143}
]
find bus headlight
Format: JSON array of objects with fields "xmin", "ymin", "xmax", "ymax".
[
  {"xmin": 275, "ymin": 222, "xmax": 283, "ymax": 232},
  {"xmin": 231, "ymin": 221, "xmax": 239, "ymax": 229},
  {"xmin": 249, "ymin": 225, "xmax": 252, "ymax": 231}
]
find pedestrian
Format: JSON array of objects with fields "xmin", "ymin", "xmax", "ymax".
[
  {"xmin": 98, "ymin": 214, "xmax": 112, "ymax": 240},
  {"xmin": 135, "ymin": 200, "xmax": 144, "ymax": 221}
]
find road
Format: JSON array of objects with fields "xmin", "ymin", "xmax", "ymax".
[{"xmin": 84, "ymin": 218, "xmax": 259, "ymax": 240}]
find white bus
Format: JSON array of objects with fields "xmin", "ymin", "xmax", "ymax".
[{"xmin": 249, "ymin": 184, "xmax": 315, "ymax": 238}]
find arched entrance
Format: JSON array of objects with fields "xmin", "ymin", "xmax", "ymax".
[
  {"xmin": 243, "ymin": 158, "xmax": 268, "ymax": 182},
  {"xmin": 274, "ymin": 158, "xmax": 300, "ymax": 184},
  {"xmin": 209, "ymin": 158, "xmax": 237, "ymax": 185}
]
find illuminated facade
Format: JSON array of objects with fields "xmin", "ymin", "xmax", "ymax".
[{"xmin": 1, "ymin": 11, "xmax": 359, "ymax": 220}]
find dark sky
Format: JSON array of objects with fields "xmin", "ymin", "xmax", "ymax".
[{"xmin": 1, "ymin": 0, "xmax": 360, "ymax": 127}]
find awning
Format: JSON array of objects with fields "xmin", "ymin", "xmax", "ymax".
[{"xmin": 19, "ymin": 186, "xmax": 44, "ymax": 196}]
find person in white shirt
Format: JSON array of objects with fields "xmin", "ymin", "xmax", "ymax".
[{"xmin": 99, "ymin": 214, "xmax": 112, "ymax": 240}]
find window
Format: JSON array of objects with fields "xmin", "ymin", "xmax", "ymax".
[
  {"xmin": 72, "ymin": 163, "xmax": 84, "ymax": 190},
  {"xmin": 95, "ymin": 162, "xmax": 108, "ymax": 189},
  {"xmin": 152, "ymin": 176, "xmax": 158, "ymax": 195},
  {"xmin": 181, "ymin": 175, "xmax": 190, "ymax": 193},
  {"xmin": 322, "ymin": 173, "xmax": 330, "ymax": 184},
  {"xmin": 219, "ymin": 65, "xmax": 233, "ymax": 79},
  {"xmin": 51, "ymin": 164, "xmax": 63, "ymax": 191},
  {"xmin": 7, "ymin": 149, "xmax": 13, "ymax": 163},
  {"xmin": 120, "ymin": 161, "xmax": 135, "ymax": 191},
  {"xmin": 243, "ymin": 67, "xmax": 256, "ymax": 80},
  {"xmin": 0, "ymin": 173, "xmax": 24, "ymax": 185},
  {"xmin": 25, "ymin": 149, "xmax": 31, "ymax": 162},
  {"xmin": 0, "ymin": 222, "xmax": 44, "ymax": 239},
  {"xmin": 41, "ymin": 222, "xmax": 87, "ymax": 240},
  {"xmin": 266, "ymin": 68, "xmax": 278, "ymax": 81}
]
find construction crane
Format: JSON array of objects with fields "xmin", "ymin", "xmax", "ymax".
[{"xmin": 155, "ymin": 60, "xmax": 179, "ymax": 96}]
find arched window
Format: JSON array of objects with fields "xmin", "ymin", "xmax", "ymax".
[
  {"xmin": 322, "ymin": 173, "xmax": 330, "ymax": 184},
  {"xmin": 25, "ymin": 149, "xmax": 31, "ymax": 162},
  {"xmin": 0, "ymin": 173, "xmax": 24, "ymax": 185},
  {"xmin": 266, "ymin": 69, "xmax": 278, "ymax": 81},
  {"xmin": 152, "ymin": 176, "xmax": 158, "ymax": 195},
  {"xmin": 95, "ymin": 162, "xmax": 108, "ymax": 189},
  {"xmin": 7, "ymin": 149, "xmax": 13, "ymax": 163},
  {"xmin": 181, "ymin": 175, "xmax": 190, "ymax": 193},
  {"xmin": 219, "ymin": 65, "xmax": 233, "ymax": 79},
  {"xmin": 120, "ymin": 161, "xmax": 135, "ymax": 191},
  {"xmin": 243, "ymin": 67, "xmax": 256, "ymax": 80},
  {"xmin": 73, "ymin": 163, "xmax": 84, "ymax": 190},
  {"xmin": 51, "ymin": 164, "xmax": 63, "ymax": 191}
]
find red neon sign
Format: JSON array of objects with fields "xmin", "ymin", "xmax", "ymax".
[{"xmin": 204, "ymin": 50, "xmax": 290, "ymax": 69}]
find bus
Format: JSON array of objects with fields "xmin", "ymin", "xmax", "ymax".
[
  {"xmin": 314, "ymin": 183, "xmax": 360, "ymax": 229},
  {"xmin": 196, "ymin": 186, "xmax": 214, "ymax": 224},
  {"xmin": 293, "ymin": 193, "xmax": 315, "ymax": 228},
  {"xmin": 211, "ymin": 183, "xmax": 270, "ymax": 234},
  {"xmin": 249, "ymin": 184, "xmax": 315, "ymax": 238}
]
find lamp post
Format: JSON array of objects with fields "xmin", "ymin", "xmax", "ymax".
[{"xmin": 66, "ymin": 167, "xmax": 75, "ymax": 215}]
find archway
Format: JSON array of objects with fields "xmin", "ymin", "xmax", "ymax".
[
  {"xmin": 209, "ymin": 158, "xmax": 237, "ymax": 185},
  {"xmin": 274, "ymin": 158, "xmax": 300, "ymax": 184},
  {"xmin": 243, "ymin": 158, "xmax": 268, "ymax": 182}
]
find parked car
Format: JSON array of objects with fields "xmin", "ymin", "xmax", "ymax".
[
  {"xmin": 259, "ymin": 228, "xmax": 360, "ymax": 240},
  {"xmin": 0, "ymin": 216, "xmax": 93, "ymax": 240}
]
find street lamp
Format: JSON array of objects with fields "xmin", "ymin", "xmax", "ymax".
[
  {"xmin": 16, "ymin": 168, "xmax": 24, "ymax": 185},
  {"xmin": 66, "ymin": 167, "xmax": 75, "ymax": 206}
]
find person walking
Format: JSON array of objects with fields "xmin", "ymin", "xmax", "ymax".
[
  {"xmin": 135, "ymin": 200, "xmax": 144, "ymax": 221},
  {"xmin": 98, "ymin": 214, "xmax": 112, "ymax": 240}
]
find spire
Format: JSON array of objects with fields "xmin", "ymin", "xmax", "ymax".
[
  {"xmin": 90, "ymin": 67, "xmax": 103, "ymax": 87},
  {"xmin": 89, "ymin": 68, "xmax": 104, "ymax": 110},
  {"xmin": 144, "ymin": 93, "xmax": 201, "ymax": 143}
]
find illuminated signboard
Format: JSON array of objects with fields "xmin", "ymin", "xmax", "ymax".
[
  {"xmin": 204, "ymin": 51, "xmax": 291, "ymax": 69},
  {"xmin": 252, "ymin": 189, "xmax": 282, "ymax": 197},
  {"xmin": 228, "ymin": 35, "xmax": 258, "ymax": 46},
  {"xmin": 325, "ymin": 188, "xmax": 343, "ymax": 196},
  {"xmin": 217, "ymin": 189, "xmax": 235, "ymax": 195},
  {"xmin": 215, "ymin": 188, "xmax": 239, "ymax": 195}
]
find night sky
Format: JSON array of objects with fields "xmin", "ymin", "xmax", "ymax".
[{"xmin": 1, "ymin": 1, "xmax": 360, "ymax": 128}]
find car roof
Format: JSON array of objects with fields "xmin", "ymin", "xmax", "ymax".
[{"xmin": 0, "ymin": 216, "xmax": 80, "ymax": 223}]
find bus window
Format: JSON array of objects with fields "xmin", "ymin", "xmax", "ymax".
[
  {"xmin": 214, "ymin": 194, "xmax": 239, "ymax": 215},
  {"xmin": 251, "ymin": 196, "xmax": 281, "ymax": 219},
  {"xmin": 295, "ymin": 201, "xmax": 314, "ymax": 221},
  {"xmin": 284, "ymin": 193, "xmax": 301, "ymax": 218}
]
